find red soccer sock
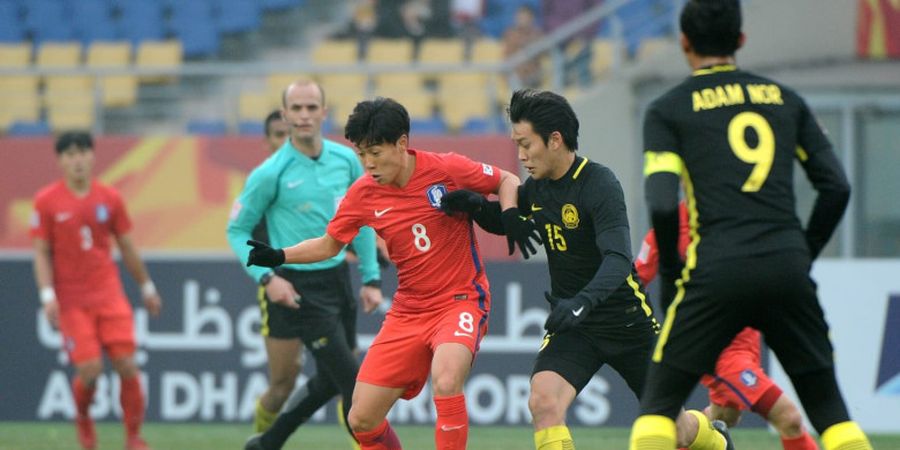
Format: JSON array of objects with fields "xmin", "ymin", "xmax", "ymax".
[
  {"xmin": 354, "ymin": 419, "xmax": 402, "ymax": 450},
  {"xmin": 119, "ymin": 375, "xmax": 145, "ymax": 438},
  {"xmin": 782, "ymin": 432, "xmax": 819, "ymax": 450},
  {"xmin": 72, "ymin": 377, "xmax": 96, "ymax": 417},
  {"xmin": 434, "ymin": 394, "xmax": 468, "ymax": 450}
]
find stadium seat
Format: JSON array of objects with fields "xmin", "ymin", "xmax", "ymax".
[
  {"xmin": 172, "ymin": 21, "xmax": 220, "ymax": 58},
  {"xmin": 266, "ymin": 73, "xmax": 309, "ymax": 102},
  {"xmin": 591, "ymin": 39, "xmax": 618, "ymax": 78},
  {"xmin": 438, "ymin": 91, "xmax": 492, "ymax": 132},
  {"xmin": 135, "ymin": 40, "xmax": 182, "ymax": 83},
  {"xmin": 36, "ymin": 42, "xmax": 82, "ymax": 68},
  {"xmin": 239, "ymin": 92, "xmax": 276, "ymax": 123},
  {"xmin": 376, "ymin": 86, "xmax": 433, "ymax": 119},
  {"xmin": 419, "ymin": 38, "xmax": 466, "ymax": 64},
  {"xmin": 0, "ymin": 92, "xmax": 40, "ymax": 132},
  {"xmin": 470, "ymin": 38, "xmax": 503, "ymax": 63},
  {"xmin": 318, "ymin": 73, "xmax": 368, "ymax": 104},
  {"xmin": 187, "ymin": 119, "xmax": 228, "ymax": 135},
  {"xmin": 238, "ymin": 120, "xmax": 265, "ymax": 135},
  {"xmin": 374, "ymin": 72, "xmax": 424, "ymax": 92},
  {"xmin": 217, "ymin": 0, "xmax": 261, "ymax": 34},
  {"xmin": 47, "ymin": 90, "xmax": 97, "ymax": 132},
  {"xmin": 636, "ymin": 37, "xmax": 671, "ymax": 60},
  {"xmin": 366, "ymin": 38, "xmax": 414, "ymax": 64},
  {"xmin": 312, "ymin": 40, "xmax": 359, "ymax": 65},
  {"xmin": 87, "ymin": 42, "xmax": 137, "ymax": 107},
  {"xmin": 0, "ymin": 2, "xmax": 24, "ymax": 42},
  {"xmin": 410, "ymin": 117, "xmax": 448, "ymax": 135},
  {"xmin": 260, "ymin": 0, "xmax": 302, "ymax": 12},
  {"xmin": 25, "ymin": 0, "xmax": 72, "ymax": 44},
  {"xmin": 7, "ymin": 121, "xmax": 51, "ymax": 136},
  {"xmin": 72, "ymin": 0, "xmax": 115, "ymax": 45},
  {"xmin": 117, "ymin": 0, "xmax": 165, "ymax": 45},
  {"xmin": 460, "ymin": 117, "xmax": 494, "ymax": 134},
  {"xmin": 0, "ymin": 43, "xmax": 31, "ymax": 68}
]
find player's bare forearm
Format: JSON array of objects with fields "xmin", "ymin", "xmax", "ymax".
[
  {"xmin": 116, "ymin": 234, "xmax": 152, "ymax": 285},
  {"xmin": 32, "ymin": 238, "xmax": 54, "ymax": 290},
  {"xmin": 283, "ymin": 234, "xmax": 344, "ymax": 264},
  {"xmin": 495, "ymin": 170, "xmax": 521, "ymax": 210}
]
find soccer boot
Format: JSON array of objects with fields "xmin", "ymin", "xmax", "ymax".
[
  {"xmin": 75, "ymin": 414, "xmax": 96, "ymax": 450},
  {"xmin": 125, "ymin": 435, "xmax": 151, "ymax": 450},
  {"xmin": 244, "ymin": 433, "xmax": 267, "ymax": 450},
  {"xmin": 711, "ymin": 419, "xmax": 735, "ymax": 450}
]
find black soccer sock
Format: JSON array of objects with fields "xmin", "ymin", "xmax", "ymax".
[
  {"xmin": 789, "ymin": 367, "xmax": 851, "ymax": 434},
  {"xmin": 261, "ymin": 375, "xmax": 339, "ymax": 449},
  {"xmin": 639, "ymin": 361, "xmax": 701, "ymax": 420}
]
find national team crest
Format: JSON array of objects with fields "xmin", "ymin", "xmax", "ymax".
[
  {"xmin": 740, "ymin": 369, "xmax": 758, "ymax": 387},
  {"xmin": 561, "ymin": 203, "xmax": 579, "ymax": 229},
  {"xmin": 427, "ymin": 184, "xmax": 448, "ymax": 209},
  {"xmin": 96, "ymin": 204, "xmax": 109, "ymax": 223}
]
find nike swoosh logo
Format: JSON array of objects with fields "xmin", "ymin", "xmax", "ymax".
[
  {"xmin": 453, "ymin": 331, "xmax": 473, "ymax": 338},
  {"xmin": 572, "ymin": 306, "xmax": 585, "ymax": 317},
  {"xmin": 440, "ymin": 424, "xmax": 466, "ymax": 431},
  {"xmin": 55, "ymin": 212, "xmax": 72, "ymax": 222},
  {"xmin": 531, "ymin": 204, "xmax": 542, "ymax": 211},
  {"xmin": 374, "ymin": 207, "xmax": 393, "ymax": 217},
  {"xmin": 286, "ymin": 180, "xmax": 304, "ymax": 188}
]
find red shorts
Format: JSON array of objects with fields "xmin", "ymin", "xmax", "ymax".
[
  {"xmin": 59, "ymin": 297, "xmax": 136, "ymax": 364},
  {"xmin": 358, "ymin": 300, "xmax": 489, "ymax": 399},
  {"xmin": 700, "ymin": 355, "xmax": 781, "ymax": 415}
]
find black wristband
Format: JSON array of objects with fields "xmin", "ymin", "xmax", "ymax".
[
  {"xmin": 259, "ymin": 271, "xmax": 275, "ymax": 286},
  {"xmin": 363, "ymin": 279, "xmax": 382, "ymax": 288}
]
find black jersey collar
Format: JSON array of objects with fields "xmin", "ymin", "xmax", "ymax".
[
  {"xmin": 692, "ymin": 64, "xmax": 737, "ymax": 76},
  {"xmin": 552, "ymin": 155, "xmax": 589, "ymax": 183}
]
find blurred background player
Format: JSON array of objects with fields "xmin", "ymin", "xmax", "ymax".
[
  {"xmin": 630, "ymin": 1, "xmax": 872, "ymax": 449},
  {"xmin": 442, "ymin": 89, "xmax": 730, "ymax": 450},
  {"xmin": 243, "ymin": 108, "xmax": 293, "ymax": 436},
  {"xmin": 30, "ymin": 131, "xmax": 162, "ymax": 450},
  {"xmin": 227, "ymin": 80, "xmax": 383, "ymax": 450},
  {"xmin": 635, "ymin": 201, "xmax": 819, "ymax": 450},
  {"xmin": 244, "ymin": 96, "xmax": 527, "ymax": 450}
]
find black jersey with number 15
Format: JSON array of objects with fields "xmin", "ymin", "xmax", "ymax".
[{"xmin": 643, "ymin": 65, "xmax": 849, "ymax": 264}]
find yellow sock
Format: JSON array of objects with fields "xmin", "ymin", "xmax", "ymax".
[
  {"xmin": 821, "ymin": 421, "xmax": 873, "ymax": 450},
  {"xmin": 686, "ymin": 410, "xmax": 726, "ymax": 450},
  {"xmin": 337, "ymin": 398, "xmax": 361, "ymax": 450},
  {"xmin": 534, "ymin": 425, "xmax": 575, "ymax": 450},
  {"xmin": 630, "ymin": 415, "xmax": 676, "ymax": 450},
  {"xmin": 254, "ymin": 399, "xmax": 278, "ymax": 433}
]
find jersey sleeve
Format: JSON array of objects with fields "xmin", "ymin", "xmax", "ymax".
[
  {"xmin": 344, "ymin": 155, "xmax": 380, "ymax": 283},
  {"xmin": 226, "ymin": 164, "xmax": 278, "ymax": 282},
  {"xmin": 634, "ymin": 228, "xmax": 659, "ymax": 286},
  {"xmin": 443, "ymin": 152, "xmax": 502, "ymax": 195},
  {"xmin": 29, "ymin": 194, "xmax": 51, "ymax": 240},
  {"xmin": 327, "ymin": 180, "xmax": 368, "ymax": 245},
  {"xmin": 108, "ymin": 188, "xmax": 133, "ymax": 236}
]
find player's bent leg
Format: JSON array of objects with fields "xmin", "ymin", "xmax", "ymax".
[
  {"xmin": 677, "ymin": 409, "xmax": 730, "ymax": 450},
  {"xmin": 821, "ymin": 422, "xmax": 873, "ymax": 450},
  {"xmin": 431, "ymin": 343, "xmax": 474, "ymax": 450},
  {"xmin": 630, "ymin": 361, "xmax": 702, "ymax": 450},
  {"xmin": 529, "ymin": 371, "xmax": 577, "ymax": 450},
  {"xmin": 109, "ymin": 352, "xmax": 150, "ymax": 450},
  {"xmin": 706, "ymin": 403, "xmax": 743, "ymax": 429},
  {"xmin": 257, "ymin": 337, "xmax": 302, "ymax": 432},
  {"xmin": 764, "ymin": 394, "xmax": 818, "ymax": 450},
  {"xmin": 348, "ymin": 382, "xmax": 404, "ymax": 449},
  {"xmin": 72, "ymin": 359, "xmax": 102, "ymax": 450}
]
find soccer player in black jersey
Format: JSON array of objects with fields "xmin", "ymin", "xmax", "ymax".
[
  {"xmin": 629, "ymin": 1, "xmax": 873, "ymax": 450},
  {"xmin": 442, "ymin": 89, "xmax": 731, "ymax": 450}
]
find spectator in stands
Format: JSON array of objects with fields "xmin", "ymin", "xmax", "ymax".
[
  {"xmin": 341, "ymin": 0, "xmax": 378, "ymax": 60},
  {"xmin": 542, "ymin": 0, "xmax": 602, "ymax": 87},
  {"xmin": 451, "ymin": 0, "xmax": 484, "ymax": 58},
  {"xmin": 503, "ymin": 5, "xmax": 544, "ymax": 88}
]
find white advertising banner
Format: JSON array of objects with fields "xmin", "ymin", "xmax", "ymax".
[{"xmin": 769, "ymin": 259, "xmax": 900, "ymax": 433}]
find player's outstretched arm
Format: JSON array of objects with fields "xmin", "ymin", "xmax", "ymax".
[
  {"xmin": 116, "ymin": 233, "xmax": 162, "ymax": 317},
  {"xmin": 247, "ymin": 234, "xmax": 345, "ymax": 267}
]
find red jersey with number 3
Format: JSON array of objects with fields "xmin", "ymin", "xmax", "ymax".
[
  {"xmin": 30, "ymin": 180, "xmax": 132, "ymax": 308},
  {"xmin": 328, "ymin": 149, "xmax": 501, "ymax": 313}
]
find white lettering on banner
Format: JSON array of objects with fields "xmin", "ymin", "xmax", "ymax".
[
  {"xmin": 466, "ymin": 374, "xmax": 507, "ymax": 424},
  {"xmin": 573, "ymin": 376, "xmax": 611, "ymax": 425},
  {"xmin": 505, "ymin": 375, "xmax": 532, "ymax": 424},
  {"xmin": 505, "ymin": 282, "xmax": 547, "ymax": 341},
  {"xmin": 162, "ymin": 372, "xmax": 199, "ymax": 420},
  {"xmin": 200, "ymin": 372, "xmax": 238, "ymax": 420},
  {"xmin": 38, "ymin": 371, "xmax": 149, "ymax": 420},
  {"xmin": 135, "ymin": 280, "xmax": 232, "ymax": 351},
  {"xmin": 38, "ymin": 371, "xmax": 74, "ymax": 419}
]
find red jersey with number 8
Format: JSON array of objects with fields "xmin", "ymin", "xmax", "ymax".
[
  {"xmin": 328, "ymin": 149, "xmax": 501, "ymax": 313},
  {"xmin": 30, "ymin": 180, "xmax": 131, "ymax": 307}
]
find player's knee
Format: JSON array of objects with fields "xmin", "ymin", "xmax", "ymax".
[
  {"xmin": 528, "ymin": 389, "xmax": 564, "ymax": 424},
  {"xmin": 77, "ymin": 360, "xmax": 104, "ymax": 384},
  {"xmin": 347, "ymin": 406, "xmax": 379, "ymax": 433},
  {"xmin": 431, "ymin": 372, "xmax": 465, "ymax": 397},
  {"xmin": 267, "ymin": 374, "xmax": 297, "ymax": 403},
  {"xmin": 771, "ymin": 406, "xmax": 805, "ymax": 437}
]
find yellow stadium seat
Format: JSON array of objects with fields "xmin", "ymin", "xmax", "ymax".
[
  {"xmin": 0, "ymin": 75, "xmax": 39, "ymax": 93},
  {"xmin": 47, "ymin": 91, "xmax": 96, "ymax": 131},
  {"xmin": 366, "ymin": 39, "xmax": 414, "ymax": 64},
  {"xmin": 636, "ymin": 38, "xmax": 671, "ymax": 61},
  {"xmin": 591, "ymin": 39, "xmax": 618, "ymax": 78},
  {"xmin": 319, "ymin": 73, "xmax": 368, "ymax": 99},
  {"xmin": 375, "ymin": 86, "xmax": 433, "ymax": 119},
  {"xmin": 266, "ymin": 73, "xmax": 309, "ymax": 104},
  {"xmin": 436, "ymin": 73, "xmax": 488, "ymax": 97},
  {"xmin": 0, "ymin": 92, "xmax": 40, "ymax": 131},
  {"xmin": 373, "ymin": 72, "xmax": 423, "ymax": 91},
  {"xmin": 136, "ymin": 41, "xmax": 183, "ymax": 83},
  {"xmin": 239, "ymin": 92, "xmax": 276, "ymax": 121},
  {"xmin": 312, "ymin": 40, "xmax": 359, "ymax": 65},
  {"xmin": 86, "ymin": 42, "xmax": 136, "ymax": 107},
  {"xmin": 36, "ymin": 42, "xmax": 82, "ymax": 68},
  {"xmin": 438, "ymin": 93, "xmax": 491, "ymax": 131},
  {"xmin": 471, "ymin": 39, "xmax": 503, "ymax": 63},
  {"xmin": 419, "ymin": 38, "xmax": 465, "ymax": 64},
  {"xmin": 0, "ymin": 43, "xmax": 32, "ymax": 68},
  {"xmin": 44, "ymin": 76, "xmax": 94, "ymax": 99},
  {"xmin": 325, "ymin": 93, "xmax": 362, "ymax": 130}
]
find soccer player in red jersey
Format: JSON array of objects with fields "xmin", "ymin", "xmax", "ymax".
[
  {"xmin": 244, "ymin": 97, "xmax": 535, "ymax": 450},
  {"xmin": 30, "ymin": 132, "xmax": 162, "ymax": 450},
  {"xmin": 636, "ymin": 201, "xmax": 819, "ymax": 450}
]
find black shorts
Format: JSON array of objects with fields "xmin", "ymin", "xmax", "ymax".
[
  {"xmin": 532, "ymin": 320, "xmax": 656, "ymax": 395},
  {"xmin": 654, "ymin": 250, "xmax": 833, "ymax": 377},
  {"xmin": 257, "ymin": 262, "xmax": 358, "ymax": 349}
]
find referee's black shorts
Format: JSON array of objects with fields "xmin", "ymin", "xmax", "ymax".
[
  {"xmin": 654, "ymin": 250, "xmax": 833, "ymax": 377},
  {"xmin": 257, "ymin": 262, "xmax": 358, "ymax": 349},
  {"xmin": 532, "ymin": 319, "xmax": 657, "ymax": 395}
]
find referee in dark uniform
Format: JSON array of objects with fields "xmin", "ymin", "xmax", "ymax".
[
  {"xmin": 442, "ymin": 89, "xmax": 730, "ymax": 450},
  {"xmin": 629, "ymin": 2, "xmax": 873, "ymax": 449}
]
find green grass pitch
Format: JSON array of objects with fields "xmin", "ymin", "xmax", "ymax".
[{"xmin": 2, "ymin": 422, "xmax": 899, "ymax": 450}]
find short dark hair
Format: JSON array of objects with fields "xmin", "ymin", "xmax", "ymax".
[
  {"xmin": 507, "ymin": 89, "xmax": 579, "ymax": 151},
  {"xmin": 344, "ymin": 97, "xmax": 410, "ymax": 147},
  {"xmin": 54, "ymin": 131, "xmax": 93, "ymax": 154},
  {"xmin": 264, "ymin": 110, "xmax": 283, "ymax": 136},
  {"xmin": 680, "ymin": 0, "xmax": 742, "ymax": 57}
]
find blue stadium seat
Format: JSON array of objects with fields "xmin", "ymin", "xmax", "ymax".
[
  {"xmin": 187, "ymin": 119, "xmax": 227, "ymax": 135},
  {"xmin": 72, "ymin": 0, "xmax": 115, "ymax": 45},
  {"xmin": 170, "ymin": 0, "xmax": 214, "ymax": 31},
  {"xmin": 260, "ymin": 0, "xmax": 302, "ymax": 11},
  {"xmin": 217, "ymin": 0, "xmax": 261, "ymax": 34},
  {"xmin": 0, "ymin": 2, "xmax": 23, "ymax": 42},
  {"xmin": 117, "ymin": 0, "xmax": 165, "ymax": 45},
  {"xmin": 8, "ymin": 121, "xmax": 51, "ymax": 136},
  {"xmin": 238, "ymin": 120, "xmax": 264, "ymax": 135},
  {"xmin": 172, "ymin": 21, "xmax": 220, "ymax": 58},
  {"xmin": 460, "ymin": 117, "xmax": 494, "ymax": 134},
  {"xmin": 25, "ymin": 0, "xmax": 74, "ymax": 44},
  {"xmin": 410, "ymin": 117, "xmax": 447, "ymax": 135}
]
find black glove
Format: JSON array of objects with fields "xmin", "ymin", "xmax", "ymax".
[
  {"xmin": 500, "ymin": 208, "xmax": 542, "ymax": 259},
  {"xmin": 440, "ymin": 190, "xmax": 487, "ymax": 216},
  {"xmin": 543, "ymin": 291, "xmax": 592, "ymax": 334},
  {"xmin": 246, "ymin": 239, "xmax": 286, "ymax": 267}
]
